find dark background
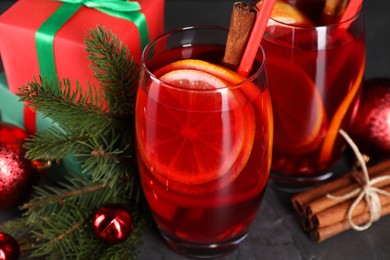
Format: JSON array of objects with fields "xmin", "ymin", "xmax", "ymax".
[{"xmin": 1, "ymin": 1, "xmax": 390, "ymax": 259}]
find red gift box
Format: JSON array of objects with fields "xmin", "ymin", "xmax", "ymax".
[{"xmin": 0, "ymin": 0, "xmax": 164, "ymax": 132}]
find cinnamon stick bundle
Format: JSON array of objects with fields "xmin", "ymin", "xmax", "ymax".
[
  {"xmin": 311, "ymin": 203, "xmax": 390, "ymax": 243},
  {"xmin": 292, "ymin": 160, "xmax": 390, "ymax": 215},
  {"xmin": 311, "ymin": 185, "xmax": 390, "ymax": 228},
  {"xmin": 291, "ymin": 159, "xmax": 390, "ymax": 242},
  {"xmin": 306, "ymin": 169, "xmax": 390, "ymax": 216}
]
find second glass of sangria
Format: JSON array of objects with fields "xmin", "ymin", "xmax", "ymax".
[{"xmin": 262, "ymin": 0, "xmax": 366, "ymax": 187}]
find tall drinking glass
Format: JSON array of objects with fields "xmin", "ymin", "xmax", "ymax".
[
  {"xmin": 262, "ymin": 4, "xmax": 366, "ymax": 187},
  {"xmin": 135, "ymin": 26, "xmax": 273, "ymax": 258}
]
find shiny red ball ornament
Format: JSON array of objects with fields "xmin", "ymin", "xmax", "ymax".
[
  {"xmin": 0, "ymin": 122, "xmax": 38, "ymax": 210},
  {"xmin": 350, "ymin": 78, "xmax": 390, "ymax": 158},
  {"xmin": 92, "ymin": 204, "xmax": 134, "ymax": 244},
  {"xmin": 0, "ymin": 232, "xmax": 20, "ymax": 260}
]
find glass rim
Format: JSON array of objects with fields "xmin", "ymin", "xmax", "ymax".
[
  {"xmin": 268, "ymin": 5, "xmax": 363, "ymax": 30},
  {"xmin": 141, "ymin": 25, "xmax": 267, "ymax": 92}
]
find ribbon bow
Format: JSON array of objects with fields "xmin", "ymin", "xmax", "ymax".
[
  {"xmin": 58, "ymin": 0, "xmax": 141, "ymax": 12},
  {"xmin": 327, "ymin": 129, "xmax": 390, "ymax": 231}
]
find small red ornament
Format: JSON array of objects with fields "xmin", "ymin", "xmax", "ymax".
[
  {"xmin": 0, "ymin": 122, "xmax": 38, "ymax": 210},
  {"xmin": 0, "ymin": 232, "xmax": 20, "ymax": 260},
  {"xmin": 350, "ymin": 78, "xmax": 390, "ymax": 158},
  {"xmin": 92, "ymin": 204, "xmax": 134, "ymax": 244}
]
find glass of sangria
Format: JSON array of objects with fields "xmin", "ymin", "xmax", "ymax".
[
  {"xmin": 135, "ymin": 26, "xmax": 273, "ymax": 258},
  {"xmin": 262, "ymin": 1, "xmax": 366, "ymax": 188}
]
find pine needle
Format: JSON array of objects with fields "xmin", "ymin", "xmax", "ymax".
[{"xmin": 85, "ymin": 26, "xmax": 139, "ymax": 116}]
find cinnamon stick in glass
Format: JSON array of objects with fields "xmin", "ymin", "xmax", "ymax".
[
  {"xmin": 311, "ymin": 203, "xmax": 390, "ymax": 242},
  {"xmin": 222, "ymin": 2, "xmax": 256, "ymax": 70},
  {"xmin": 291, "ymin": 159, "xmax": 390, "ymax": 216}
]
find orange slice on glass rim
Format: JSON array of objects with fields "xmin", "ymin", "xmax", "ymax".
[
  {"xmin": 267, "ymin": 55, "xmax": 326, "ymax": 155},
  {"xmin": 138, "ymin": 59, "xmax": 257, "ymax": 193}
]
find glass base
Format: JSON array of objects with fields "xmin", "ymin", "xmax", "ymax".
[
  {"xmin": 269, "ymin": 157, "xmax": 351, "ymax": 192},
  {"xmin": 270, "ymin": 170, "xmax": 335, "ymax": 192},
  {"xmin": 161, "ymin": 231, "xmax": 248, "ymax": 259}
]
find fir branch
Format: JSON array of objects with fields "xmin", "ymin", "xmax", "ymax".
[
  {"xmin": 75, "ymin": 135, "xmax": 134, "ymax": 186},
  {"xmin": 28, "ymin": 204, "xmax": 90, "ymax": 258},
  {"xmin": 20, "ymin": 175, "xmax": 129, "ymax": 225},
  {"xmin": 85, "ymin": 26, "xmax": 139, "ymax": 116},
  {"xmin": 21, "ymin": 201, "xmax": 146, "ymax": 259},
  {"xmin": 23, "ymin": 126, "xmax": 87, "ymax": 161},
  {"xmin": 21, "ymin": 182, "xmax": 107, "ymax": 210},
  {"xmin": 47, "ymin": 218, "xmax": 85, "ymax": 245},
  {"xmin": 19, "ymin": 77, "xmax": 113, "ymax": 137},
  {"xmin": 5, "ymin": 174, "xmax": 147, "ymax": 258}
]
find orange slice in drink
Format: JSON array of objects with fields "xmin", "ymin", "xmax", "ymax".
[
  {"xmin": 257, "ymin": 0, "xmax": 314, "ymax": 26},
  {"xmin": 319, "ymin": 59, "xmax": 365, "ymax": 163},
  {"xmin": 138, "ymin": 60, "xmax": 257, "ymax": 193},
  {"xmin": 267, "ymin": 55, "xmax": 326, "ymax": 154},
  {"xmin": 160, "ymin": 69, "xmax": 228, "ymax": 90},
  {"xmin": 154, "ymin": 59, "xmax": 248, "ymax": 84}
]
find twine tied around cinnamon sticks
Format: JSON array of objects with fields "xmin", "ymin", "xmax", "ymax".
[
  {"xmin": 327, "ymin": 129, "xmax": 390, "ymax": 231},
  {"xmin": 292, "ymin": 130, "xmax": 390, "ymax": 242}
]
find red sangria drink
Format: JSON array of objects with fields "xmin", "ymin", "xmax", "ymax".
[
  {"xmin": 262, "ymin": 0, "xmax": 366, "ymax": 186},
  {"xmin": 135, "ymin": 26, "xmax": 273, "ymax": 258}
]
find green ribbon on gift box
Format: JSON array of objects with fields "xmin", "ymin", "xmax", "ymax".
[
  {"xmin": 35, "ymin": 0, "xmax": 149, "ymax": 83},
  {"xmin": 59, "ymin": 0, "xmax": 141, "ymax": 10}
]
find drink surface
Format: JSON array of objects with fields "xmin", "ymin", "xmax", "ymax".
[
  {"xmin": 135, "ymin": 45, "xmax": 273, "ymax": 242},
  {"xmin": 263, "ymin": 1, "xmax": 366, "ymax": 178}
]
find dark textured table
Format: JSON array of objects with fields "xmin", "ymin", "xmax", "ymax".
[{"xmin": 1, "ymin": 1, "xmax": 390, "ymax": 259}]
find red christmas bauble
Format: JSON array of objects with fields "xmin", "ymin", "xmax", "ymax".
[
  {"xmin": 350, "ymin": 78, "xmax": 390, "ymax": 158},
  {"xmin": 92, "ymin": 204, "xmax": 134, "ymax": 244},
  {"xmin": 0, "ymin": 122, "xmax": 38, "ymax": 210},
  {"xmin": 0, "ymin": 232, "xmax": 20, "ymax": 260}
]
